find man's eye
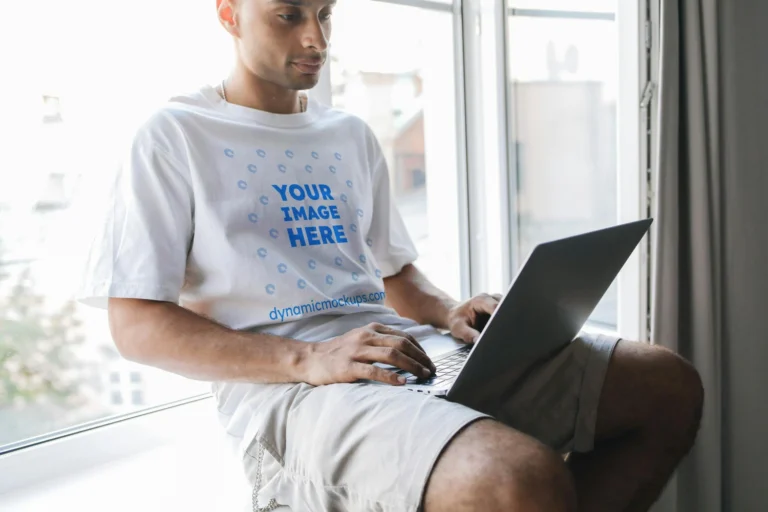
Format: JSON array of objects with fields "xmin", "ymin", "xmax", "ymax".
[
  {"xmin": 320, "ymin": 11, "xmax": 333, "ymax": 21},
  {"xmin": 278, "ymin": 14, "xmax": 297, "ymax": 21}
]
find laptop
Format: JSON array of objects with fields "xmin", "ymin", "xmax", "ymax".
[{"xmin": 379, "ymin": 219, "xmax": 653, "ymax": 402}]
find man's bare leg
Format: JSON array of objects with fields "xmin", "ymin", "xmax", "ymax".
[
  {"xmin": 567, "ymin": 341, "xmax": 704, "ymax": 511},
  {"xmin": 423, "ymin": 419, "xmax": 577, "ymax": 512}
]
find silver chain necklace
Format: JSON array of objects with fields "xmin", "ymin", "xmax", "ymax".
[{"xmin": 220, "ymin": 79, "xmax": 305, "ymax": 113}]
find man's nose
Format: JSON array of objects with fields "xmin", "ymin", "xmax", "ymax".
[{"xmin": 302, "ymin": 19, "xmax": 329, "ymax": 52}]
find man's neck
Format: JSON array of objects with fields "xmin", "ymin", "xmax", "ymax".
[{"xmin": 223, "ymin": 67, "xmax": 304, "ymax": 115}]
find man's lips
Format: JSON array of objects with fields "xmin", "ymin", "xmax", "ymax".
[{"xmin": 292, "ymin": 60, "xmax": 324, "ymax": 74}]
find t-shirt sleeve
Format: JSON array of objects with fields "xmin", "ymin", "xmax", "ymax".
[
  {"xmin": 78, "ymin": 129, "xmax": 194, "ymax": 309},
  {"xmin": 366, "ymin": 131, "xmax": 419, "ymax": 278}
]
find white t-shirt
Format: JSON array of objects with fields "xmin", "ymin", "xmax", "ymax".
[{"xmin": 79, "ymin": 85, "xmax": 419, "ymax": 331}]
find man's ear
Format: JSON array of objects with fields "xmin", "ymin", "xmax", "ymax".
[{"xmin": 216, "ymin": 0, "xmax": 239, "ymax": 37}]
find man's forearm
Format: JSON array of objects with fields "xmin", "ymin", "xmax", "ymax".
[
  {"xmin": 108, "ymin": 298, "xmax": 309, "ymax": 383},
  {"xmin": 383, "ymin": 264, "xmax": 458, "ymax": 329}
]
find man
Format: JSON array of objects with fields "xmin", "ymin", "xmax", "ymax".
[{"xmin": 79, "ymin": 0, "xmax": 704, "ymax": 510}]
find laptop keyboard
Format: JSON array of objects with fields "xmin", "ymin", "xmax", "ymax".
[{"xmin": 397, "ymin": 345, "xmax": 471, "ymax": 386}]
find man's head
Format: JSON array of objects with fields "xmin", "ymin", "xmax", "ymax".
[{"xmin": 217, "ymin": 0, "xmax": 335, "ymax": 91}]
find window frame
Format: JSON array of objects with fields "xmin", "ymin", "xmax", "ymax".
[
  {"xmin": 616, "ymin": 0, "xmax": 649, "ymax": 341},
  {"xmin": 488, "ymin": 1, "xmax": 650, "ymax": 340}
]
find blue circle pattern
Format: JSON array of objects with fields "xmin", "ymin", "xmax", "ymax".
[
  {"xmin": 286, "ymin": 150, "xmax": 294, "ymax": 159},
  {"xmin": 308, "ymin": 259, "xmax": 317, "ymax": 270},
  {"xmin": 305, "ymin": 165, "xmax": 313, "ymax": 173},
  {"xmin": 359, "ymin": 254, "xmax": 367, "ymax": 264},
  {"xmin": 346, "ymin": 180, "xmax": 353, "ymax": 188},
  {"xmin": 340, "ymin": 194, "xmax": 348, "ymax": 203},
  {"xmin": 225, "ymin": 149, "xmax": 235, "ymax": 158},
  {"xmin": 260, "ymin": 196, "xmax": 269, "ymax": 206},
  {"xmin": 334, "ymin": 257, "xmax": 343, "ymax": 267},
  {"xmin": 350, "ymin": 224, "xmax": 358, "ymax": 233},
  {"xmin": 248, "ymin": 164, "xmax": 258, "ymax": 173},
  {"xmin": 335, "ymin": 153, "xmax": 342, "ymax": 161},
  {"xmin": 366, "ymin": 238, "xmax": 373, "ymax": 247},
  {"xmin": 238, "ymin": 180, "xmax": 248, "ymax": 190},
  {"xmin": 297, "ymin": 279, "xmax": 307, "ymax": 289},
  {"xmin": 248, "ymin": 213, "xmax": 259, "ymax": 223},
  {"xmin": 329, "ymin": 166, "xmax": 337, "ymax": 174},
  {"xmin": 278, "ymin": 164, "xmax": 287, "ymax": 173},
  {"xmin": 266, "ymin": 284, "xmax": 276, "ymax": 295},
  {"xmin": 356, "ymin": 209, "xmax": 364, "ymax": 218},
  {"xmin": 257, "ymin": 248, "xmax": 268, "ymax": 258},
  {"xmin": 326, "ymin": 275, "xmax": 334, "ymax": 285},
  {"xmin": 312, "ymin": 152, "xmax": 319, "ymax": 159},
  {"xmin": 375, "ymin": 269, "xmax": 382, "ymax": 278},
  {"xmin": 269, "ymin": 229, "xmax": 280, "ymax": 239},
  {"xmin": 352, "ymin": 272, "xmax": 359, "ymax": 282},
  {"xmin": 278, "ymin": 263, "xmax": 288, "ymax": 274},
  {"xmin": 257, "ymin": 149, "xmax": 267, "ymax": 158}
]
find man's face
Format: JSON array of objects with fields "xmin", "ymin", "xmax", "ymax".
[{"xmin": 224, "ymin": 0, "xmax": 335, "ymax": 91}]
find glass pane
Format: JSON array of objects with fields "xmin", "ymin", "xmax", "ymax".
[
  {"xmin": 331, "ymin": 0, "xmax": 462, "ymax": 299},
  {"xmin": 506, "ymin": 2, "xmax": 619, "ymax": 328},
  {"xmin": 0, "ymin": 0, "xmax": 226, "ymax": 449}
]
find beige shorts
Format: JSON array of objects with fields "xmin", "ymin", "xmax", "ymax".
[{"xmin": 219, "ymin": 332, "xmax": 619, "ymax": 512}]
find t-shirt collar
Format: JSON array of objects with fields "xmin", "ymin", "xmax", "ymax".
[{"xmin": 199, "ymin": 84, "xmax": 322, "ymax": 128}]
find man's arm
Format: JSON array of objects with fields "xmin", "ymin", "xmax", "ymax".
[
  {"xmin": 108, "ymin": 298, "xmax": 308, "ymax": 383},
  {"xmin": 108, "ymin": 298, "xmax": 435, "ymax": 385},
  {"xmin": 383, "ymin": 264, "xmax": 458, "ymax": 329},
  {"xmin": 384, "ymin": 264, "xmax": 502, "ymax": 343}
]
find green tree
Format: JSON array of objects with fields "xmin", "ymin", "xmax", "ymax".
[
  {"xmin": 0, "ymin": 268, "xmax": 88, "ymax": 407},
  {"xmin": 0, "ymin": 238, "xmax": 100, "ymax": 446}
]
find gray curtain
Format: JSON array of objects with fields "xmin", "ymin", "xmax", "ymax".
[{"xmin": 653, "ymin": 1, "xmax": 768, "ymax": 511}]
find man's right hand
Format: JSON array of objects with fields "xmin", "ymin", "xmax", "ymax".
[{"xmin": 299, "ymin": 323, "xmax": 436, "ymax": 386}]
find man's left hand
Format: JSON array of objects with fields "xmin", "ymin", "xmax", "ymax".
[{"xmin": 446, "ymin": 293, "xmax": 503, "ymax": 344}]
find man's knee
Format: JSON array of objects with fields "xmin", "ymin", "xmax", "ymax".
[
  {"xmin": 658, "ymin": 348, "xmax": 704, "ymax": 447},
  {"xmin": 424, "ymin": 420, "xmax": 576, "ymax": 512},
  {"xmin": 603, "ymin": 342, "xmax": 704, "ymax": 448},
  {"xmin": 623, "ymin": 343, "xmax": 705, "ymax": 454}
]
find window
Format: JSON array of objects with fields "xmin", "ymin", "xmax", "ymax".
[
  {"xmin": 411, "ymin": 169, "xmax": 427, "ymax": 189},
  {"xmin": 330, "ymin": 0, "xmax": 464, "ymax": 300},
  {"xmin": 505, "ymin": 0, "xmax": 642, "ymax": 330},
  {"xmin": 0, "ymin": 0, "xmax": 225, "ymax": 451},
  {"xmin": 131, "ymin": 391, "xmax": 145, "ymax": 407},
  {"xmin": 110, "ymin": 392, "xmax": 123, "ymax": 406}
]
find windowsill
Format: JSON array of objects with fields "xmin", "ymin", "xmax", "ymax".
[
  {"xmin": 0, "ymin": 436, "xmax": 247, "ymax": 512},
  {"xmin": 0, "ymin": 398, "xmax": 249, "ymax": 511}
]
